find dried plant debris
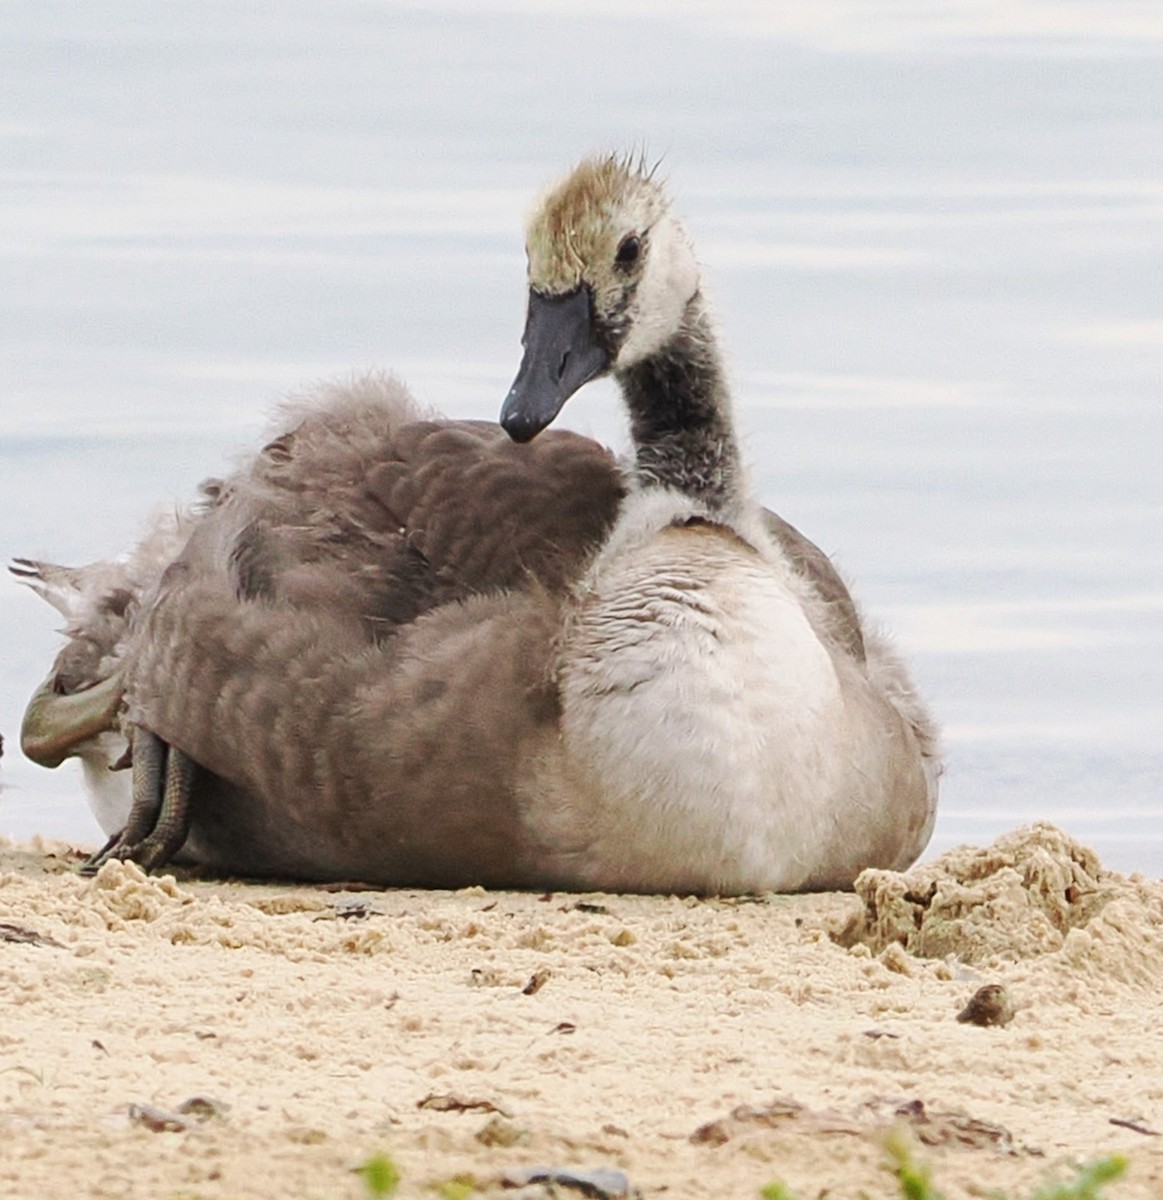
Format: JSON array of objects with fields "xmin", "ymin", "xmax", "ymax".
[
  {"xmin": 690, "ymin": 1099, "xmax": 811, "ymax": 1146},
  {"xmin": 500, "ymin": 1165, "xmax": 634, "ymax": 1198},
  {"xmin": 417, "ymin": 1093, "xmax": 511, "ymax": 1117},
  {"xmin": 0, "ymin": 922, "xmax": 64, "ymax": 949},
  {"xmin": 127, "ymin": 1103, "xmax": 195, "ymax": 1133},
  {"xmin": 957, "ymin": 983, "xmax": 1015, "ymax": 1027},
  {"xmin": 522, "ymin": 968, "xmax": 552, "ymax": 995},
  {"xmin": 689, "ymin": 1095, "xmax": 1020, "ymax": 1155},
  {"xmin": 1108, "ymin": 1116, "xmax": 1160, "ymax": 1136},
  {"xmin": 126, "ymin": 1095, "xmax": 230, "ymax": 1133},
  {"xmin": 893, "ymin": 1099, "xmax": 1016, "ymax": 1153}
]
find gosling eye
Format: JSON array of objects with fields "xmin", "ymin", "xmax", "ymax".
[{"xmin": 614, "ymin": 234, "xmax": 641, "ymax": 271}]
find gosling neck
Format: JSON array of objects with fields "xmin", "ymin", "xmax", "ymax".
[{"xmin": 614, "ymin": 292, "xmax": 742, "ymax": 517}]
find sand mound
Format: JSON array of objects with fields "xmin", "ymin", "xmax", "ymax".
[{"xmin": 835, "ymin": 823, "xmax": 1163, "ymax": 983}]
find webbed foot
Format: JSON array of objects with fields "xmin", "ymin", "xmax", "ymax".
[{"xmin": 80, "ymin": 728, "xmax": 196, "ymax": 874}]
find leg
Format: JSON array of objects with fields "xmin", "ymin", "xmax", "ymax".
[
  {"xmin": 80, "ymin": 727, "xmax": 195, "ymax": 874},
  {"xmin": 132, "ymin": 743, "xmax": 197, "ymax": 870},
  {"xmin": 121, "ymin": 727, "xmax": 169, "ymax": 846}
]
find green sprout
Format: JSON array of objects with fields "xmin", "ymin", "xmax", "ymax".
[{"xmin": 359, "ymin": 1152, "xmax": 401, "ymax": 1198}]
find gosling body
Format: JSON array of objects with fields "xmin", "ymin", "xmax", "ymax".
[{"xmin": 17, "ymin": 157, "xmax": 940, "ymax": 892}]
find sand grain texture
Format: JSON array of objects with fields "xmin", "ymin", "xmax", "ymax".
[{"xmin": 1, "ymin": 823, "xmax": 1161, "ymax": 1199}]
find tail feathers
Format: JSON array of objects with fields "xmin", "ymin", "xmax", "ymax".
[{"xmin": 9, "ymin": 558, "xmax": 91, "ymax": 619}]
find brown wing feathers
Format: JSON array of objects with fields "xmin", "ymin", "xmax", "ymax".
[{"xmin": 362, "ymin": 423, "xmax": 625, "ymax": 598}]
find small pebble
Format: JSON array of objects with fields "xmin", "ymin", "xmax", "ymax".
[{"xmin": 956, "ymin": 983, "xmax": 1014, "ymax": 1027}]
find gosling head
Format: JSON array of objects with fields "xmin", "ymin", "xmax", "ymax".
[{"xmin": 501, "ymin": 154, "xmax": 701, "ymax": 443}]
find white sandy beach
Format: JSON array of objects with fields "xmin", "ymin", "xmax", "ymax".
[{"xmin": 1, "ymin": 822, "xmax": 1161, "ymax": 1199}]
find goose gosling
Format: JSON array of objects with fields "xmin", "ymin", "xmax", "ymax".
[{"xmin": 21, "ymin": 157, "xmax": 939, "ymax": 892}]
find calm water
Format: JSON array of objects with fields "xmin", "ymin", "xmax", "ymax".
[{"xmin": 1, "ymin": 3, "xmax": 1160, "ymax": 875}]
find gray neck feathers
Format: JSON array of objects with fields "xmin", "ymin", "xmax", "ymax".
[{"xmin": 615, "ymin": 293, "xmax": 743, "ymax": 517}]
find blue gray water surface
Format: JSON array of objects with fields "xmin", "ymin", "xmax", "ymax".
[{"xmin": 1, "ymin": 2, "xmax": 1160, "ymax": 875}]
